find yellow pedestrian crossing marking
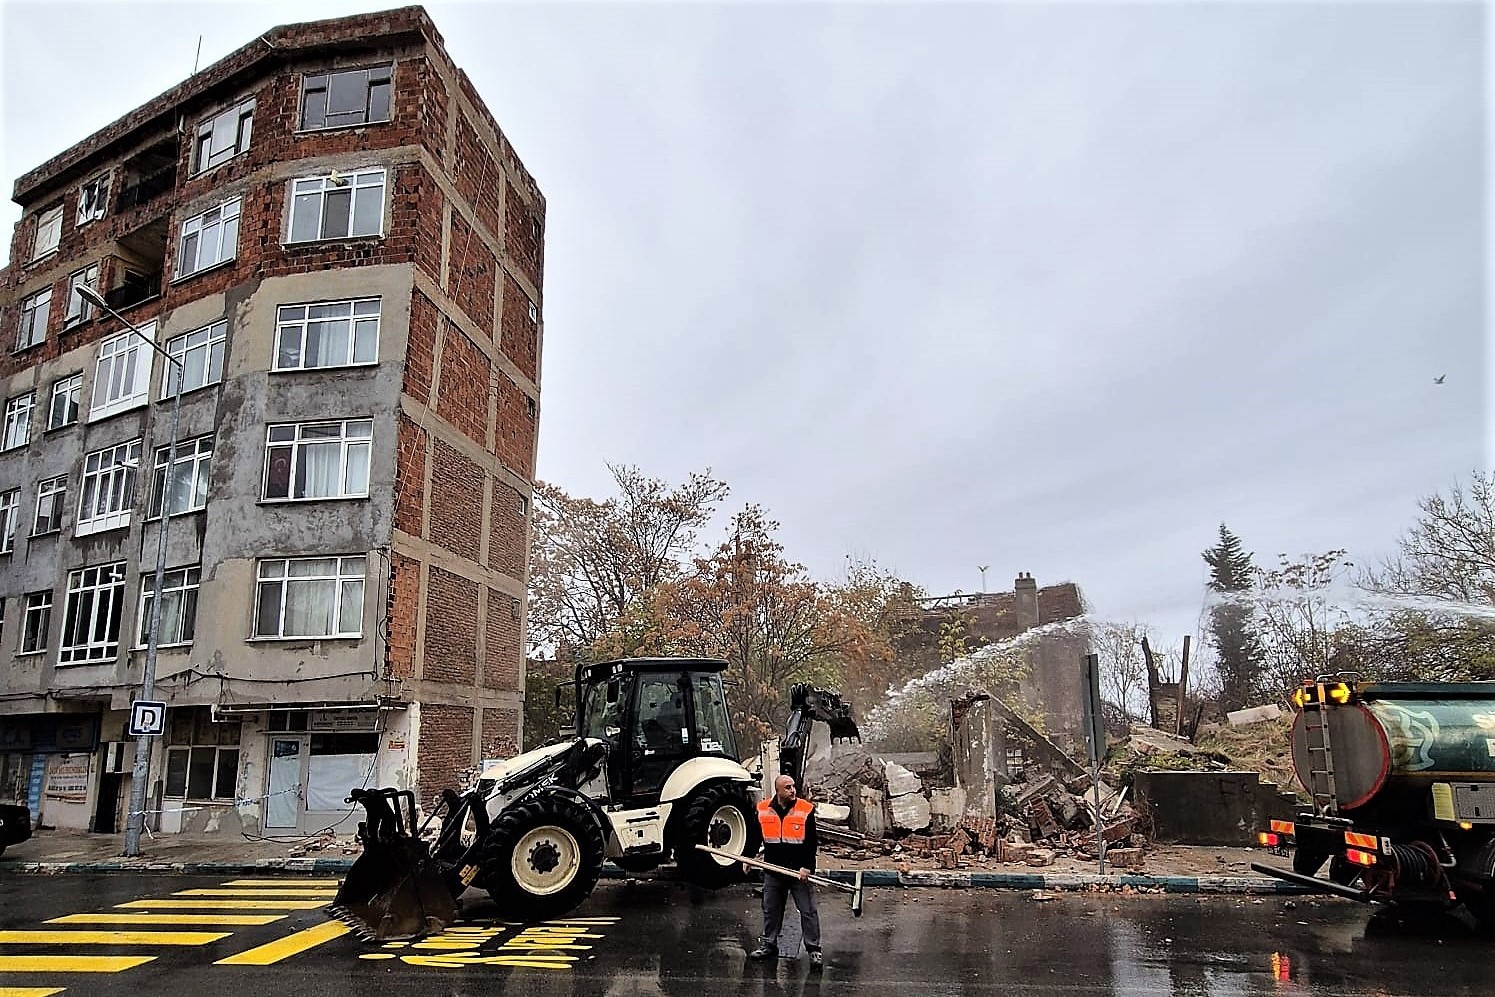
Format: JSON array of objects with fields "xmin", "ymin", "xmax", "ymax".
[
  {"xmin": 0, "ymin": 930, "xmax": 229, "ymax": 946},
  {"xmin": 174, "ymin": 888, "xmax": 337, "ymax": 898},
  {"xmin": 0, "ymin": 956, "xmax": 155, "ymax": 973},
  {"xmin": 223, "ymin": 879, "xmax": 341, "ymax": 887},
  {"xmin": 48, "ymin": 914, "xmax": 286, "ymax": 927},
  {"xmin": 118, "ymin": 899, "xmax": 328, "ymax": 910},
  {"xmin": 0, "ymin": 989, "xmax": 67, "ymax": 997},
  {"xmin": 215, "ymin": 920, "xmax": 349, "ymax": 965}
]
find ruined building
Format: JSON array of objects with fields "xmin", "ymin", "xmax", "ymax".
[
  {"xmin": 896, "ymin": 572, "xmax": 1088, "ymax": 740},
  {"xmin": 0, "ymin": 7, "xmax": 540, "ymax": 836}
]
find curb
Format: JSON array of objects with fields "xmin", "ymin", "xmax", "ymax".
[{"xmin": 0, "ymin": 858, "xmax": 1309, "ymax": 896}]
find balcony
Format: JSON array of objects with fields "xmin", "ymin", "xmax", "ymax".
[
  {"xmin": 105, "ymin": 269, "xmax": 162, "ymax": 311},
  {"xmin": 118, "ymin": 167, "xmax": 176, "ymax": 211},
  {"xmin": 117, "ymin": 138, "xmax": 178, "ymax": 213}
]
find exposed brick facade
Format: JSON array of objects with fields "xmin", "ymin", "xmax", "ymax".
[
  {"xmin": 487, "ymin": 480, "xmax": 526, "ymax": 577},
  {"xmin": 484, "ymin": 587, "xmax": 521, "ymax": 691},
  {"xmin": 494, "ymin": 373, "xmax": 536, "ymax": 478},
  {"xmin": 405, "ymin": 290, "xmax": 438, "ymax": 404},
  {"xmin": 422, "ymin": 566, "xmax": 478, "ymax": 686},
  {"xmin": 504, "ymin": 185, "xmax": 543, "ymax": 288},
  {"xmin": 481, "ymin": 706, "xmax": 520, "ymax": 760},
  {"xmin": 445, "ymin": 209, "xmax": 496, "ymax": 336},
  {"xmin": 499, "ymin": 272, "xmax": 539, "ymax": 384},
  {"xmin": 394, "ymin": 414, "xmax": 428, "ymax": 538},
  {"xmin": 418, "ymin": 702, "xmax": 474, "ymax": 804},
  {"xmin": 435, "ymin": 321, "xmax": 490, "ymax": 448},
  {"xmin": 428, "ymin": 439, "xmax": 483, "ymax": 561},
  {"xmin": 386, "ymin": 553, "xmax": 421, "ymax": 681}
]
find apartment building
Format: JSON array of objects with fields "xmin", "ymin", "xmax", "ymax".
[{"xmin": 0, "ymin": 6, "xmax": 540, "ymax": 838}]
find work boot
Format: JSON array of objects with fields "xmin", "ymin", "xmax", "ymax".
[
  {"xmin": 748, "ymin": 945, "xmax": 777, "ymax": 960},
  {"xmin": 808, "ymin": 950, "xmax": 824, "ymax": 969}
]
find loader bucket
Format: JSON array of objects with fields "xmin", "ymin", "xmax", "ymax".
[{"xmin": 327, "ymin": 788, "xmax": 459, "ymax": 941}]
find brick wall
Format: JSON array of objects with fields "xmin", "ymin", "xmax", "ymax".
[
  {"xmin": 499, "ymin": 272, "xmax": 538, "ymax": 383},
  {"xmin": 386, "ymin": 552, "xmax": 421, "ymax": 681},
  {"xmin": 484, "ymin": 586, "xmax": 521, "ymax": 692},
  {"xmin": 454, "ymin": 114, "xmax": 503, "ymax": 240},
  {"xmin": 422, "ymin": 566, "xmax": 478, "ymax": 685},
  {"xmin": 394, "ymin": 414, "xmax": 427, "ymax": 537},
  {"xmin": 486, "ymin": 481, "xmax": 526, "ymax": 577},
  {"xmin": 428, "ymin": 439, "xmax": 483, "ymax": 561},
  {"xmin": 494, "ymin": 373, "xmax": 535, "ymax": 477},
  {"xmin": 504, "ymin": 185, "xmax": 544, "ymax": 288},
  {"xmin": 405, "ymin": 290, "xmax": 438, "ymax": 403},
  {"xmin": 418, "ymin": 702, "xmax": 474, "ymax": 805},
  {"xmin": 435, "ymin": 322, "xmax": 490, "ymax": 448},
  {"xmin": 481, "ymin": 706, "xmax": 520, "ymax": 759},
  {"xmin": 445, "ymin": 209, "xmax": 496, "ymax": 338}
]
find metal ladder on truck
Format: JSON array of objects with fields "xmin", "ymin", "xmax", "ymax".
[{"xmin": 1301, "ymin": 679, "xmax": 1339, "ymax": 816}]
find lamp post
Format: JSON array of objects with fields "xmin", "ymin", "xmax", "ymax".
[{"xmin": 77, "ymin": 284, "xmax": 183, "ymax": 858}]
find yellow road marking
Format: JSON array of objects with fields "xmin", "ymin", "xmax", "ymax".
[
  {"xmin": 0, "ymin": 930, "xmax": 228, "ymax": 946},
  {"xmin": 0, "ymin": 956, "xmax": 154, "ymax": 973},
  {"xmin": 174, "ymin": 889, "xmax": 337, "ymax": 897},
  {"xmin": 0, "ymin": 989, "xmax": 67, "ymax": 997},
  {"xmin": 215, "ymin": 920, "xmax": 350, "ymax": 966},
  {"xmin": 222, "ymin": 879, "xmax": 341, "ymax": 887},
  {"xmin": 48, "ymin": 914, "xmax": 286, "ymax": 926},
  {"xmin": 118, "ymin": 900, "xmax": 327, "ymax": 910}
]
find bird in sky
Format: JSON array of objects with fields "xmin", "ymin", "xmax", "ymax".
[{"xmin": 1434, "ymin": 375, "xmax": 1446, "ymax": 384}]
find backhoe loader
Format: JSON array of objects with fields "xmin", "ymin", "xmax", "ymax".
[{"xmin": 330, "ymin": 657, "xmax": 860, "ymax": 939}]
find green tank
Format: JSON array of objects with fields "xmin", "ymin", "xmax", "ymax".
[{"xmin": 1290, "ymin": 681, "xmax": 1495, "ymax": 810}]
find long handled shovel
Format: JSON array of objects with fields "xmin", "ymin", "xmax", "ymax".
[{"xmin": 694, "ymin": 843, "xmax": 864, "ymax": 917}]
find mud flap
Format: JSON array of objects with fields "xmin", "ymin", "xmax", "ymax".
[{"xmin": 328, "ymin": 788, "xmax": 460, "ymax": 941}]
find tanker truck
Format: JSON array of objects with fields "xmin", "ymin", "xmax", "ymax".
[{"xmin": 1250, "ymin": 676, "xmax": 1495, "ymax": 927}]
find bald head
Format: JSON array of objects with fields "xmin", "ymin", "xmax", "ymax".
[{"xmin": 774, "ymin": 774, "xmax": 797, "ymax": 805}]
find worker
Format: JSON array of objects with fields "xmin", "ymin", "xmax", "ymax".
[{"xmin": 746, "ymin": 774, "xmax": 823, "ymax": 968}]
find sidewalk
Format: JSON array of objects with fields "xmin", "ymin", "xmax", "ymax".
[{"xmin": 0, "ymin": 828, "xmax": 1309, "ymax": 896}]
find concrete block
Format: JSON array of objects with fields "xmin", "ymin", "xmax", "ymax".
[
  {"xmin": 1025, "ymin": 848, "xmax": 1056, "ymax": 867},
  {"xmin": 890, "ymin": 791, "xmax": 932, "ymax": 832},
  {"xmin": 814, "ymin": 802, "xmax": 851, "ymax": 823},
  {"xmin": 884, "ymin": 761, "xmax": 923, "ymax": 798},
  {"xmin": 928, "ymin": 787, "xmax": 967, "ymax": 833},
  {"xmin": 851, "ymin": 786, "xmax": 887, "ymax": 838},
  {"xmin": 1227, "ymin": 703, "xmax": 1283, "ymax": 726},
  {"xmin": 1106, "ymin": 847, "xmax": 1146, "ymax": 869}
]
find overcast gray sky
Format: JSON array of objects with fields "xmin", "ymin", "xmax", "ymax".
[{"xmin": 3, "ymin": 1, "xmax": 1487, "ymax": 665}]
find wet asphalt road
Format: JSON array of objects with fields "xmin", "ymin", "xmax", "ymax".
[{"xmin": 0, "ymin": 873, "xmax": 1489, "ymax": 996}]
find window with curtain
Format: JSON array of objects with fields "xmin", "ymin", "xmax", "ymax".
[
  {"xmin": 263, "ymin": 419, "xmax": 371, "ymax": 500},
  {"xmin": 254, "ymin": 555, "xmax": 365, "ymax": 639}
]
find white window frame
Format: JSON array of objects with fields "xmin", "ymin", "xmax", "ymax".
[
  {"xmin": 34, "ymin": 474, "xmax": 66, "ymax": 535},
  {"xmin": 299, "ymin": 65, "xmax": 392, "ymax": 131},
  {"xmin": 263, "ymin": 419, "xmax": 372, "ymax": 502},
  {"xmin": 31, "ymin": 205, "xmax": 62, "ymax": 260},
  {"xmin": 287, "ymin": 169, "xmax": 385, "ymax": 243},
  {"xmin": 528, "ymin": 301, "xmax": 539, "ymax": 324},
  {"xmin": 59, "ymin": 562, "xmax": 127, "ymax": 664},
  {"xmin": 77, "ymin": 173, "xmax": 110, "ymax": 226},
  {"xmin": 20, "ymin": 590, "xmax": 52, "ymax": 655},
  {"xmin": 0, "ymin": 489, "xmax": 17, "ymax": 553},
  {"xmin": 273, "ymin": 298, "xmax": 380, "ymax": 371},
  {"xmin": 137, "ymin": 566, "xmax": 200, "ymax": 648},
  {"xmin": 162, "ymin": 319, "xmax": 227, "ymax": 397},
  {"xmin": 2, "ymin": 393, "xmax": 34, "ymax": 451},
  {"xmin": 193, "ymin": 99, "xmax": 255, "ymax": 175},
  {"xmin": 149, "ymin": 436, "xmax": 212, "ymax": 518},
  {"xmin": 77, "ymin": 438, "xmax": 142, "ymax": 536},
  {"xmin": 90, "ymin": 323, "xmax": 156, "ymax": 421},
  {"xmin": 177, "ymin": 198, "xmax": 241, "ymax": 279},
  {"xmin": 253, "ymin": 555, "xmax": 366, "ymax": 639},
  {"xmin": 16, "ymin": 288, "xmax": 51, "ymax": 351},
  {"xmin": 48, "ymin": 373, "xmax": 81, "ymax": 430},
  {"xmin": 64, "ymin": 263, "xmax": 101, "ymax": 327}
]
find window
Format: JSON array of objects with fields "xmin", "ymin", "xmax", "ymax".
[
  {"xmin": 528, "ymin": 301, "xmax": 539, "ymax": 324},
  {"xmin": 48, "ymin": 374, "xmax": 81, "ymax": 429},
  {"xmin": 2, "ymin": 394, "xmax": 33, "ymax": 451},
  {"xmin": 91, "ymin": 323, "xmax": 155, "ymax": 420},
  {"xmin": 177, "ymin": 199, "xmax": 240, "ymax": 278},
  {"xmin": 31, "ymin": 205, "xmax": 62, "ymax": 260},
  {"xmin": 16, "ymin": 288, "xmax": 50, "ymax": 351},
  {"xmin": 60, "ymin": 562, "xmax": 127, "ymax": 663},
  {"xmin": 77, "ymin": 173, "xmax": 109, "ymax": 226},
  {"xmin": 264, "ymin": 419, "xmax": 372, "ymax": 501},
  {"xmin": 138, "ymin": 566, "xmax": 200, "ymax": 647},
  {"xmin": 299, "ymin": 66, "xmax": 391, "ymax": 130},
  {"xmin": 526, "ymin": 396, "xmax": 537, "ymax": 419},
  {"xmin": 150, "ymin": 436, "xmax": 212, "ymax": 518},
  {"xmin": 165, "ymin": 710, "xmax": 240, "ymax": 801},
  {"xmin": 34, "ymin": 475, "xmax": 66, "ymax": 535},
  {"xmin": 20, "ymin": 591, "xmax": 51, "ymax": 655},
  {"xmin": 273, "ymin": 299, "xmax": 379, "ymax": 370},
  {"xmin": 65, "ymin": 263, "xmax": 101, "ymax": 326},
  {"xmin": 254, "ymin": 555, "xmax": 366, "ymax": 639},
  {"xmin": 0, "ymin": 490, "xmax": 17, "ymax": 553},
  {"xmin": 193, "ymin": 99, "xmax": 254, "ymax": 174},
  {"xmin": 162, "ymin": 320, "xmax": 226, "ymax": 396},
  {"xmin": 77, "ymin": 438, "xmax": 141, "ymax": 536},
  {"xmin": 288, "ymin": 169, "xmax": 385, "ymax": 243},
  {"xmin": 518, "ymin": 495, "xmax": 528, "ymax": 515}
]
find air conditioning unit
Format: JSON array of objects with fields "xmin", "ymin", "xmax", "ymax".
[{"xmin": 103, "ymin": 741, "xmax": 136, "ymax": 774}]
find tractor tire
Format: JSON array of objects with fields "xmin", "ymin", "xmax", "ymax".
[
  {"xmin": 481, "ymin": 793, "xmax": 605, "ymax": 921},
  {"xmin": 672, "ymin": 782, "xmax": 761, "ymax": 889}
]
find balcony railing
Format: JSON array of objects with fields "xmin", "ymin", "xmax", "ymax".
[
  {"xmin": 117, "ymin": 168, "xmax": 176, "ymax": 211},
  {"xmin": 105, "ymin": 271, "xmax": 163, "ymax": 311}
]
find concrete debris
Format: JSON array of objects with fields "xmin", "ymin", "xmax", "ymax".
[
  {"xmin": 814, "ymin": 802, "xmax": 851, "ymax": 823},
  {"xmin": 1226, "ymin": 703, "xmax": 1283, "ymax": 727},
  {"xmin": 884, "ymin": 760, "xmax": 924, "ymax": 798},
  {"xmin": 889, "ymin": 790, "xmax": 932, "ymax": 832}
]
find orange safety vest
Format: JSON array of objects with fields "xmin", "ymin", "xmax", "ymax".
[{"xmin": 758, "ymin": 797, "xmax": 814, "ymax": 844}]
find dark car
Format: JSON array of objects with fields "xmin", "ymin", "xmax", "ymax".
[{"xmin": 0, "ymin": 802, "xmax": 32, "ymax": 857}]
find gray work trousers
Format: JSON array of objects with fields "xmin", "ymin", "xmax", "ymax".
[{"xmin": 761, "ymin": 872, "xmax": 821, "ymax": 952}]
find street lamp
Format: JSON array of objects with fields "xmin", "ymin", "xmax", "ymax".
[{"xmin": 76, "ymin": 283, "xmax": 183, "ymax": 858}]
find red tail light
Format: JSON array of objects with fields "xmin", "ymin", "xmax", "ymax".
[
  {"xmin": 1258, "ymin": 832, "xmax": 1280, "ymax": 847},
  {"xmin": 1346, "ymin": 848, "xmax": 1378, "ymax": 866}
]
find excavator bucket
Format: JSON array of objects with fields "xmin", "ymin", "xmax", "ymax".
[
  {"xmin": 327, "ymin": 788, "xmax": 459, "ymax": 941},
  {"xmin": 789, "ymin": 683, "xmax": 861, "ymax": 743}
]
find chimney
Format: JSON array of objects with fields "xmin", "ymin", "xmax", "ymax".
[{"xmin": 1014, "ymin": 572, "xmax": 1039, "ymax": 629}]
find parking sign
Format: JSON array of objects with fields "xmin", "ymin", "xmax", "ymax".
[{"xmin": 129, "ymin": 700, "xmax": 167, "ymax": 736}]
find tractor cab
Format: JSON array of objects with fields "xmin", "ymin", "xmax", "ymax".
[{"xmin": 574, "ymin": 658, "xmax": 740, "ymax": 807}]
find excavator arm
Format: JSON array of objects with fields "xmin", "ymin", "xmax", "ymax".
[{"xmin": 779, "ymin": 682, "xmax": 861, "ymax": 788}]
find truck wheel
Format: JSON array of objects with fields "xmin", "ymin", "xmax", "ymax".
[
  {"xmin": 673, "ymin": 782, "xmax": 761, "ymax": 889},
  {"xmin": 481, "ymin": 794, "xmax": 605, "ymax": 920}
]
